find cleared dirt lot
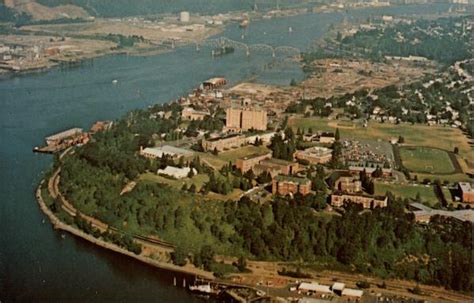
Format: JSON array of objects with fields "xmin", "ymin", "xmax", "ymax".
[{"xmin": 300, "ymin": 58, "xmax": 434, "ymax": 99}]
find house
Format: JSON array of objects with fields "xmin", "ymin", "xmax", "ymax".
[
  {"xmin": 458, "ymin": 182, "xmax": 474, "ymax": 203},
  {"xmin": 157, "ymin": 166, "xmax": 197, "ymax": 179},
  {"xmin": 236, "ymin": 152, "xmax": 272, "ymax": 173},
  {"xmin": 294, "ymin": 146, "xmax": 332, "ymax": 164},
  {"xmin": 331, "ymin": 193, "xmax": 388, "ymax": 209},
  {"xmin": 202, "ymin": 134, "xmax": 246, "ymax": 152},
  {"xmin": 272, "ymin": 175, "xmax": 311, "ymax": 196}
]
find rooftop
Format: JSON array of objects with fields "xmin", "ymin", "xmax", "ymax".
[
  {"xmin": 459, "ymin": 182, "xmax": 474, "ymax": 193},
  {"xmin": 274, "ymin": 175, "xmax": 310, "ymax": 185}
]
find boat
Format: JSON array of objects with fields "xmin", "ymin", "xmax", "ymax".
[
  {"xmin": 188, "ymin": 283, "xmax": 219, "ymax": 295},
  {"xmin": 212, "ymin": 46, "xmax": 235, "ymax": 57},
  {"xmin": 112, "ymin": 79, "xmax": 118, "ymax": 84}
]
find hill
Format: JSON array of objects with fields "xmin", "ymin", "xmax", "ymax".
[{"xmin": 3, "ymin": 0, "xmax": 89, "ymax": 20}]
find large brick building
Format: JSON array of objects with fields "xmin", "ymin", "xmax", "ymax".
[
  {"xmin": 272, "ymin": 175, "xmax": 311, "ymax": 196},
  {"xmin": 226, "ymin": 107, "xmax": 268, "ymax": 131},
  {"xmin": 331, "ymin": 193, "xmax": 388, "ymax": 209},
  {"xmin": 254, "ymin": 158, "xmax": 300, "ymax": 177},
  {"xmin": 294, "ymin": 146, "xmax": 332, "ymax": 164},
  {"xmin": 202, "ymin": 134, "xmax": 246, "ymax": 152},
  {"xmin": 236, "ymin": 152, "xmax": 272, "ymax": 173},
  {"xmin": 335, "ymin": 176, "xmax": 362, "ymax": 193},
  {"xmin": 458, "ymin": 182, "xmax": 474, "ymax": 203}
]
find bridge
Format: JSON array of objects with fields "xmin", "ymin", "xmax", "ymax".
[{"xmin": 195, "ymin": 37, "xmax": 301, "ymax": 58}]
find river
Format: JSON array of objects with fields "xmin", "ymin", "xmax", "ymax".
[{"xmin": 0, "ymin": 4, "xmax": 451, "ymax": 302}]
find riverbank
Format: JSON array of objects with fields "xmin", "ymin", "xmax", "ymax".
[{"xmin": 35, "ymin": 177, "xmax": 216, "ymax": 280}]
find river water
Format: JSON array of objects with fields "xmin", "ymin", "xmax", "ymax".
[{"xmin": 0, "ymin": 4, "xmax": 450, "ymax": 302}]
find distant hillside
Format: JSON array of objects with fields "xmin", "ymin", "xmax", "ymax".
[
  {"xmin": 33, "ymin": 0, "xmax": 310, "ymax": 17},
  {"xmin": 3, "ymin": 0, "xmax": 89, "ymax": 21}
]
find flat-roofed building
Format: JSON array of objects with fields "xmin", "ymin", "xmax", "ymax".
[
  {"xmin": 226, "ymin": 107, "xmax": 267, "ymax": 131},
  {"xmin": 236, "ymin": 152, "xmax": 272, "ymax": 173},
  {"xmin": 335, "ymin": 176, "xmax": 362, "ymax": 193},
  {"xmin": 319, "ymin": 132, "xmax": 336, "ymax": 144},
  {"xmin": 202, "ymin": 77, "xmax": 226, "ymax": 89},
  {"xmin": 181, "ymin": 107, "xmax": 210, "ymax": 121},
  {"xmin": 298, "ymin": 283, "xmax": 332, "ymax": 294},
  {"xmin": 140, "ymin": 145, "xmax": 193, "ymax": 159},
  {"xmin": 410, "ymin": 203, "xmax": 474, "ymax": 224},
  {"xmin": 341, "ymin": 288, "xmax": 363, "ymax": 299},
  {"xmin": 45, "ymin": 128, "xmax": 84, "ymax": 146},
  {"xmin": 294, "ymin": 146, "xmax": 332, "ymax": 164},
  {"xmin": 202, "ymin": 134, "xmax": 246, "ymax": 152},
  {"xmin": 331, "ymin": 193, "xmax": 388, "ymax": 209},
  {"xmin": 458, "ymin": 182, "xmax": 474, "ymax": 203},
  {"xmin": 331, "ymin": 282, "xmax": 345, "ymax": 295},
  {"xmin": 254, "ymin": 158, "xmax": 299, "ymax": 177},
  {"xmin": 157, "ymin": 166, "xmax": 197, "ymax": 179},
  {"xmin": 272, "ymin": 175, "xmax": 311, "ymax": 196}
]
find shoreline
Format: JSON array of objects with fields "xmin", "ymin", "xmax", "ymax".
[{"xmin": 35, "ymin": 178, "xmax": 216, "ymax": 281}]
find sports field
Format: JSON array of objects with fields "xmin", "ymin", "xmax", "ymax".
[
  {"xmin": 290, "ymin": 117, "xmax": 471, "ymax": 157},
  {"xmin": 375, "ymin": 182, "xmax": 438, "ymax": 205},
  {"xmin": 399, "ymin": 146, "xmax": 455, "ymax": 174}
]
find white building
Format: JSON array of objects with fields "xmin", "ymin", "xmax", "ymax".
[
  {"xmin": 140, "ymin": 145, "xmax": 193, "ymax": 159},
  {"xmin": 157, "ymin": 166, "xmax": 196, "ymax": 179}
]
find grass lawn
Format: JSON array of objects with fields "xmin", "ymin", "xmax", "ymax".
[
  {"xmin": 290, "ymin": 117, "xmax": 471, "ymax": 157},
  {"xmin": 400, "ymin": 146, "xmax": 455, "ymax": 174},
  {"xmin": 375, "ymin": 182, "xmax": 438, "ymax": 206}
]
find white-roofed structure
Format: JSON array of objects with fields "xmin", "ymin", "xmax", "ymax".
[
  {"xmin": 157, "ymin": 166, "xmax": 196, "ymax": 179},
  {"xmin": 341, "ymin": 288, "xmax": 363, "ymax": 298},
  {"xmin": 298, "ymin": 282, "xmax": 320, "ymax": 292},
  {"xmin": 331, "ymin": 282, "xmax": 345, "ymax": 294},
  {"xmin": 45, "ymin": 128, "xmax": 83, "ymax": 145},
  {"xmin": 140, "ymin": 145, "xmax": 193, "ymax": 159}
]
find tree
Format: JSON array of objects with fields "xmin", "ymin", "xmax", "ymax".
[
  {"xmin": 398, "ymin": 135, "xmax": 405, "ymax": 144},
  {"xmin": 335, "ymin": 128, "xmax": 340, "ymax": 141},
  {"xmin": 237, "ymin": 256, "xmax": 247, "ymax": 272},
  {"xmin": 171, "ymin": 247, "xmax": 188, "ymax": 266},
  {"xmin": 453, "ymin": 147, "xmax": 459, "ymax": 154}
]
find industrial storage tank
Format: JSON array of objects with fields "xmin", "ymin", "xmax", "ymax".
[{"xmin": 179, "ymin": 11, "xmax": 190, "ymax": 23}]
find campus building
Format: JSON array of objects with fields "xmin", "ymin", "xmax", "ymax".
[
  {"xmin": 272, "ymin": 175, "xmax": 311, "ymax": 196},
  {"xmin": 458, "ymin": 182, "xmax": 474, "ymax": 203},
  {"xmin": 331, "ymin": 193, "xmax": 388, "ymax": 209},
  {"xmin": 181, "ymin": 107, "xmax": 210, "ymax": 121},
  {"xmin": 294, "ymin": 146, "xmax": 332, "ymax": 164},
  {"xmin": 226, "ymin": 107, "xmax": 268, "ymax": 131},
  {"xmin": 335, "ymin": 176, "xmax": 362, "ymax": 193},
  {"xmin": 254, "ymin": 158, "xmax": 300, "ymax": 177},
  {"xmin": 235, "ymin": 152, "xmax": 272, "ymax": 173},
  {"xmin": 201, "ymin": 134, "xmax": 246, "ymax": 152},
  {"xmin": 139, "ymin": 145, "xmax": 193, "ymax": 159}
]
